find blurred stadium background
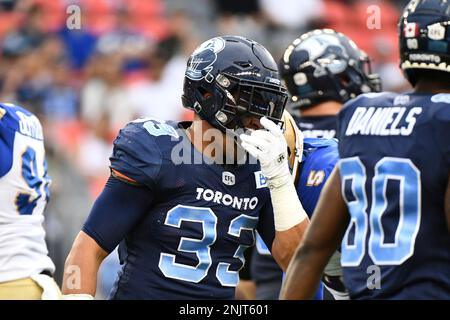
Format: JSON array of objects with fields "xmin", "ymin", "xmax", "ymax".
[{"xmin": 0, "ymin": 0, "xmax": 412, "ymax": 298}]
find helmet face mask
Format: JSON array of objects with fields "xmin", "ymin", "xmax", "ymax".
[
  {"xmin": 399, "ymin": 0, "xmax": 450, "ymax": 86},
  {"xmin": 279, "ymin": 29, "xmax": 382, "ymax": 111},
  {"xmin": 219, "ymin": 73, "xmax": 287, "ymax": 129},
  {"xmin": 182, "ymin": 36, "xmax": 288, "ymax": 132}
]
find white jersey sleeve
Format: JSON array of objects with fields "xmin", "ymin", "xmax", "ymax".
[{"xmin": 0, "ymin": 103, "xmax": 55, "ymax": 282}]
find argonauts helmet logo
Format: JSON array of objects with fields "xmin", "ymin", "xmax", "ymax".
[
  {"xmin": 186, "ymin": 37, "xmax": 226, "ymax": 82},
  {"xmin": 296, "ymin": 34, "xmax": 349, "ymax": 77}
]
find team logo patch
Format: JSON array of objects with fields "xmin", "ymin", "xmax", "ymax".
[
  {"xmin": 186, "ymin": 37, "xmax": 226, "ymax": 82},
  {"xmin": 427, "ymin": 23, "xmax": 446, "ymax": 41},
  {"xmin": 306, "ymin": 170, "xmax": 325, "ymax": 187},
  {"xmin": 254, "ymin": 171, "xmax": 267, "ymax": 189},
  {"xmin": 142, "ymin": 119, "xmax": 179, "ymax": 139},
  {"xmin": 222, "ymin": 171, "xmax": 235, "ymax": 186},
  {"xmin": 295, "ymin": 34, "xmax": 349, "ymax": 77}
]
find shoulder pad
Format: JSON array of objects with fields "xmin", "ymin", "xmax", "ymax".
[
  {"xmin": 0, "ymin": 103, "xmax": 43, "ymax": 140},
  {"xmin": 110, "ymin": 119, "xmax": 173, "ymax": 188}
]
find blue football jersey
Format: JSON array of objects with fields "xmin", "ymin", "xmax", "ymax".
[
  {"xmin": 337, "ymin": 92, "xmax": 450, "ymax": 299},
  {"xmin": 251, "ymin": 138, "xmax": 339, "ymax": 293},
  {"xmin": 95, "ymin": 118, "xmax": 277, "ymax": 299}
]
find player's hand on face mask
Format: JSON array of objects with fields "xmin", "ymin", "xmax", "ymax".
[{"xmin": 240, "ymin": 117, "xmax": 291, "ymax": 189}]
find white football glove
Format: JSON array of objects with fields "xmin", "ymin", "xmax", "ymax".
[
  {"xmin": 240, "ymin": 117, "xmax": 291, "ymax": 189},
  {"xmin": 240, "ymin": 117, "xmax": 307, "ymax": 231}
]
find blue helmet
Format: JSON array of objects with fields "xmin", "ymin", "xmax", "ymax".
[
  {"xmin": 182, "ymin": 36, "xmax": 288, "ymax": 131},
  {"xmin": 399, "ymin": 0, "xmax": 450, "ymax": 86},
  {"xmin": 279, "ymin": 29, "xmax": 381, "ymax": 111}
]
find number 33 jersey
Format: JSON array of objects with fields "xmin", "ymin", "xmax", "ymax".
[
  {"xmin": 95, "ymin": 119, "xmax": 276, "ymax": 299},
  {"xmin": 337, "ymin": 92, "xmax": 450, "ymax": 299},
  {"xmin": 0, "ymin": 103, "xmax": 54, "ymax": 282}
]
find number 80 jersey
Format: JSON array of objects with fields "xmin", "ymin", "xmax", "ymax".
[
  {"xmin": 0, "ymin": 103, "xmax": 54, "ymax": 282},
  {"xmin": 337, "ymin": 93, "xmax": 450, "ymax": 299}
]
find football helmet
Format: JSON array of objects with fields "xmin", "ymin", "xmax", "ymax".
[
  {"xmin": 182, "ymin": 36, "xmax": 288, "ymax": 131},
  {"xmin": 399, "ymin": 0, "xmax": 450, "ymax": 86}
]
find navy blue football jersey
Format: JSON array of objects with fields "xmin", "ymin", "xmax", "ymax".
[
  {"xmin": 295, "ymin": 115, "xmax": 337, "ymax": 139},
  {"xmin": 251, "ymin": 138, "xmax": 339, "ymax": 295},
  {"xmin": 337, "ymin": 92, "xmax": 450, "ymax": 299},
  {"xmin": 86, "ymin": 118, "xmax": 277, "ymax": 299}
]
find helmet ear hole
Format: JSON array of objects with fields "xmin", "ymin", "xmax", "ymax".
[
  {"xmin": 338, "ymin": 73, "xmax": 351, "ymax": 86},
  {"xmin": 197, "ymin": 86, "xmax": 211, "ymax": 99}
]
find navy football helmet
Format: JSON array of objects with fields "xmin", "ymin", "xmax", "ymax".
[
  {"xmin": 279, "ymin": 29, "xmax": 381, "ymax": 111},
  {"xmin": 399, "ymin": 0, "xmax": 450, "ymax": 86},
  {"xmin": 182, "ymin": 36, "xmax": 288, "ymax": 131}
]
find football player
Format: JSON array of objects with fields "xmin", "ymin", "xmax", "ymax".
[
  {"xmin": 0, "ymin": 103, "xmax": 60, "ymax": 299},
  {"xmin": 249, "ymin": 29, "xmax": 381, "ymax": 301},
  {"xmin": 61, "ymin": 36, "xmax": 310, "ymax": 299},
  {"xmin": 281, "ymin": 0, "xmax": 450, "ymax": 300},
  {"xmin": 279, "ymin": 29, "xmax": 381, "ymax": 139}
]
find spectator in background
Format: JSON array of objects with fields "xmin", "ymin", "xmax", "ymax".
[
  {"xmin": 215, "ymin": 0, "xmax": 260, "ymax": 16},
  {"xmin": 8, "ymin": 50, "xmax": 53, "ymax": 113},
  {"xmin": 58, "ymin": 9, "xmax": 97, "ymax": 71},
  {"xmin": 214, "ymin": 0, "xmax": 265, "ymax": 44},
  {"xmin": 127, "ymin": 36, "xmax": 187, "ymax": 121},
  {"xmin": 96, "ymin": 6, "xmax": 151, "ymax": 58},
  {"xmin": 2, "ymin": 4, "xmax": 47, "ymax": 55},
  {"xmin": 42, "ymin": 62, "xmax": 78, "ymax": 121},
  {"xmin": 259, "ymin": 0, "xmax": 326, "ymax": 58},
  {"xmin": 80, "ymin": 52, "xmax": 133, "ymax": 131},
  {"xmin": 76, "ymin": 114, "xmax": 113, "ymax": 197},
  {"xmin": 321, "ymin": 0, "xmax": 409, "ymax": 92},
  {"xmin": 259, "ymin": 0, "xmax": 324, "ymax": 30}
]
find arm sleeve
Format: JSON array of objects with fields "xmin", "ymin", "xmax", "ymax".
[
  {"xmin": 82, "ymin": 175, "xmax": 154, "ymax": 253},
  {"xmin": 256, "ymin": 200, "xmax": 276, "ymax": 253}
]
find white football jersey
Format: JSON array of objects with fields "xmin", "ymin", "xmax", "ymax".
[{"xmin": 0, "ymin": 103, "xmax": 55, "ymax": 283}]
